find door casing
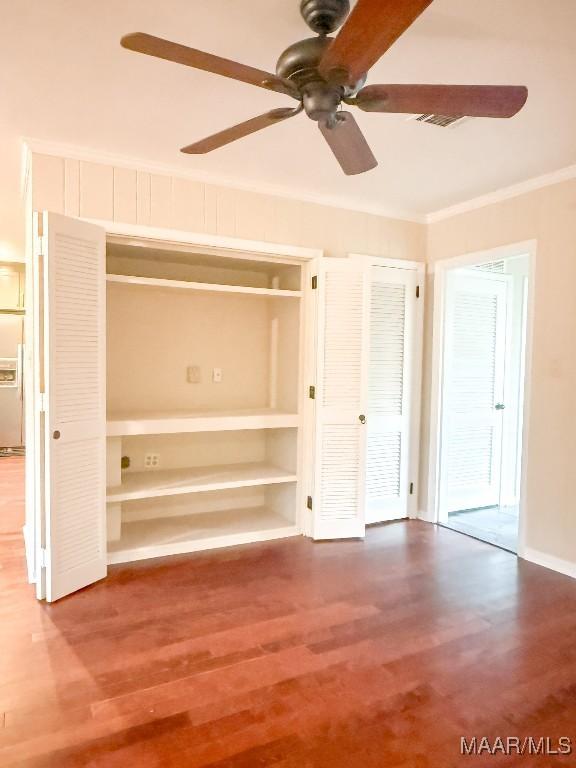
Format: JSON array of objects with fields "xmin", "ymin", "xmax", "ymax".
[{"xmin": 425, "ymin": 241, "xmax": 536, "ymax": 559}]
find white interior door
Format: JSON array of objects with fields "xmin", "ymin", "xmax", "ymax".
[
  {"xmin": 440, "ymin": 270, "xmax": 510, "ymax": 516},
  {"xmin": 366, "ymin": 266, "xmax": 418, "ymax": 523},
  {"xmin": 312, "ymin": 258, "xmax": 369, "ymax": 539},
  {"xmin": 36, "ymin": 211, "xmax": 107, "ymax": 602}
]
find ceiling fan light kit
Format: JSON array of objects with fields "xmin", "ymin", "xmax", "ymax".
[{"xmin": 120, "ymin": 0, "xmax": 528, "ymax": 176}]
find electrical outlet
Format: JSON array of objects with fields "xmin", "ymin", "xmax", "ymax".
[
  {"xmin": 212, "ymin": 367, "xmax": 222, "ymax": 383},
  {"xmin": 144, "ymin": 453, "xmax": 160, "ymax": 469}
]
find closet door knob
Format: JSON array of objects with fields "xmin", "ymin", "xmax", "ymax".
[
  {"xmin": 359, "ymin": 414, "xmax": 366, "ymax": 424},
  {"xmin": 495, "ymin": 403, "xmax": 506, "ymax": 411},
  {"xmin": 53, "ymin": 430, "xmax": 61, "ymax": 440}
]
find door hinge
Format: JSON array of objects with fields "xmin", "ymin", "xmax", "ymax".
[
  {"xmin": 39, "ymin": 548, "xmax": 48, "ymax": 568},
  {"xmin": 416, "ymin": 285, "xmax": 420, "ymax": 299},
  {"xmin": 409, "ymin": 482, "xmax": 414, "ymax": 495},
  {"xmin": 311, "ymin": 275, "xmax": 318, "ymax": 290},
  {"xmin": 309, "ymin": 385, "xmax": 316, "ymax": 400},
  {"xmin": 307, "ymin": 496, "xmax": 313, "ymax": 511},
  {"xmin": 37, "ymin": 392, "xmax": 47, "ymax": 412}
]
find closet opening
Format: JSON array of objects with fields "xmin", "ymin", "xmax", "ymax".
[{"xmin": 105, "ymin": 235, "xmax": 305, "ymax": 564}]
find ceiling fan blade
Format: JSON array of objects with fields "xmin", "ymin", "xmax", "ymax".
[
  {"xmin": 352, "ymin": 84, "xmax": 528, "ymax": 118},
  {"xmin": 319, "ymin": 0, "xmax": 433, "ymax": 85},
  {"xmin": 121, "ymin": 33, "xmax": 299, "ymax": 98},
  {"xmin": 181, "ymin": 107, "xmax": 299, "ymax": 154},
  {"xmin": 319, "ymin": 112, "xmax": 377, "ymax": 175}
]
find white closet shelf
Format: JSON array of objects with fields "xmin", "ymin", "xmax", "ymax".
[
  {"xmin": 107, "ymin": 507, "xmax": 299, "ymax": 565},
  {"xmin": 107, "ymin": 274, "xmax": 302, "ymax": 298},
  {"xmin": 107, "ymin": 462, "xmax": 297, "ymax": 503},
  {"xmin": 107, "ymin": 408, "xmax": 300, "ymax": 436}
]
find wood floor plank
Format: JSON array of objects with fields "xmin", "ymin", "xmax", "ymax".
[{"xmin": 2, "ymin": 457, "xmax": 576, "ymax": 766}]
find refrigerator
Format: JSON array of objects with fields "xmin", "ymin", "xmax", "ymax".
[{"xmin": 0, "ymin": 313, "xmax": 24, "ymax": 447}]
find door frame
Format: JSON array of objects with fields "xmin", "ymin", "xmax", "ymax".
[
  {"xmin": 425, "ymin": 240, "xmax": 536, "ymax": 557},
  {"xmin": 24, "ymin": 213, "xmax": 322, "ymax": 590},
  {"xmin": 349, "ymin": 255, "xmax": 425, "ymax": 520}
]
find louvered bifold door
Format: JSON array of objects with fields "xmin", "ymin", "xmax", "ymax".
[
  {"xmin": 365, "ymin": 266, "xmax": 417, "ymax": 523},
  {"xmin": 313, "ymin": 259, "xmax": 370, "ymax": 539},
  {"xmin": 41, "ymin": 212, "xmax": 107, "ymax": 602},
  {"xmin": 441, "ymin": 271, "xmax": 510, "ymax": 515}
]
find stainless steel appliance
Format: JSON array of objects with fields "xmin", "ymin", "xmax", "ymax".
[{"xmin": 0, "ymin": 315, "xmax": 24, "ymax": 447}]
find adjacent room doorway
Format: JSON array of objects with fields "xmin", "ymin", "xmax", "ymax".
[{"xmin": 431, "ymin": 246, "xmax": 532, "ymax": 553}]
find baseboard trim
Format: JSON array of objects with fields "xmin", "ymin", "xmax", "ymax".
[{"xmin": 521, "ymin": 546, "xmax": 576, "ymax": 579}]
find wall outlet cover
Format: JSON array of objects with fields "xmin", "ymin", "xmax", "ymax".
[
  {"xmin": 144, "ymin": 453, "xmax": 160, "ymax": 469},
  {"xmin": 187, "ymin": 365, "xmax": 201, "ymax": 384}
]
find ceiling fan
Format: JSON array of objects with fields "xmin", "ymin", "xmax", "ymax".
[{"xmin": 121, "ymin": 0, "xmax": 528, "ymax": 176}]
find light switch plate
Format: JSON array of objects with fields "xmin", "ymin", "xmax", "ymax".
[
  {"xmin": 187, "ymin": 366, "xmax": 201, "ymax": 384},
  {"xmin": 212, "ymin": 367, "xmax": 222, "ymax": 383}
]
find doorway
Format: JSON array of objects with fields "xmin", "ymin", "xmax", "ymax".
[
  {"xmin": 432, "ymin": 248, "xmax": 532, "ymax": 553},
  {"xmin": 0, "ymin": 261, "xmax": 26, "ymax": 535}
]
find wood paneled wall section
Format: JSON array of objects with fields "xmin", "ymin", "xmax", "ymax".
[{"xmin": 30, "ymin": 154, "xmax": 425, "ymax": 261}]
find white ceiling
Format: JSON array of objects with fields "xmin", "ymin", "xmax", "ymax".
[{"xmin": 2, "ymin": 0, "xmax": 576, "ymax": 220}]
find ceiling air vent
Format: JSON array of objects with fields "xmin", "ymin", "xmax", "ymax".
[{"xmin": 411, "ymin": 114, "xmax": 470, "ymax": 129}]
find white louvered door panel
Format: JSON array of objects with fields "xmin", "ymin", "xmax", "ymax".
[
  {"xmin": 441, "ymin": 271, "xmax": 510, "ymax": 515},
  {"xmin": 42, "ymin": 212, "xmax": 107, "ymax": 602},
  {"xmin": 313, "ymin": 259, "xmax": 370, "ymax": 539},
  {"xmin": 366, "ymin": 267, "xmax": 417, "ymax": 523}
]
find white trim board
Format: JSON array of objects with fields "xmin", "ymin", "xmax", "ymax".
[
  {"xmin": 427, "ymin": 164, "xmax": 576, "ymax": 223},
  {"xmin": 94, "ymin": 219, "xmax": 321, "ymax": 262},
  {"xmin": 426, "ymin": 240, "xmax": 537, "ymax": 274},
  {"xmin": 521, "ymin": 547, "xmax": 576, "ymax": 580},
  {"xmin": 23, "ymin": 138, "xmax": 424, "ymax": 224}
]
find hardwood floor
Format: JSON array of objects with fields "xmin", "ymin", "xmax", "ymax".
[
  {"xmin": 0, "ymin": 457, "xmax": 25, "ymax": 535},
  {"xmin": 1, "ymin": 459, "xmax": 576, "ymax": 766}
]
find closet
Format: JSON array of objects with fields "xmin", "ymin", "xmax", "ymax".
[
  {"xmin": 29, "ymin": 212, "xmax": 423, "ymax": 602},
  {"xmin": 105, "ymin": 236, "xmax": 304, "ymax": 566}
]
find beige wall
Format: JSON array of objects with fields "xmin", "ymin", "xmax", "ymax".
[
  {"xmin": 425, "ymin": 179, "xmax": 576, "ymax": 566},
  {"xmin": 0, "ymin": 138, "xmax": 26, "ymax": 265},
  {"xmin": 30, "ymin": 153, "xmax": 426, "ymax": 261},
  {"xmin": 30, "ymin": 150, "xmax": 576, "ymax": 570}
]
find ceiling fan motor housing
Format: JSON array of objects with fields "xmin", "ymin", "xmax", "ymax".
[{"xmin": 276, "ymin": 36, "xmax": 365, "ymax": 122}]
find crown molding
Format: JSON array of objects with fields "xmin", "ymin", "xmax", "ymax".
[
  {"xmin": 426, "ymin": 163, "xmax": 576, "ymax": 223},
  {"xmin": 23, "ymin": 138, "xmax": 426, "ymax": 224}
]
